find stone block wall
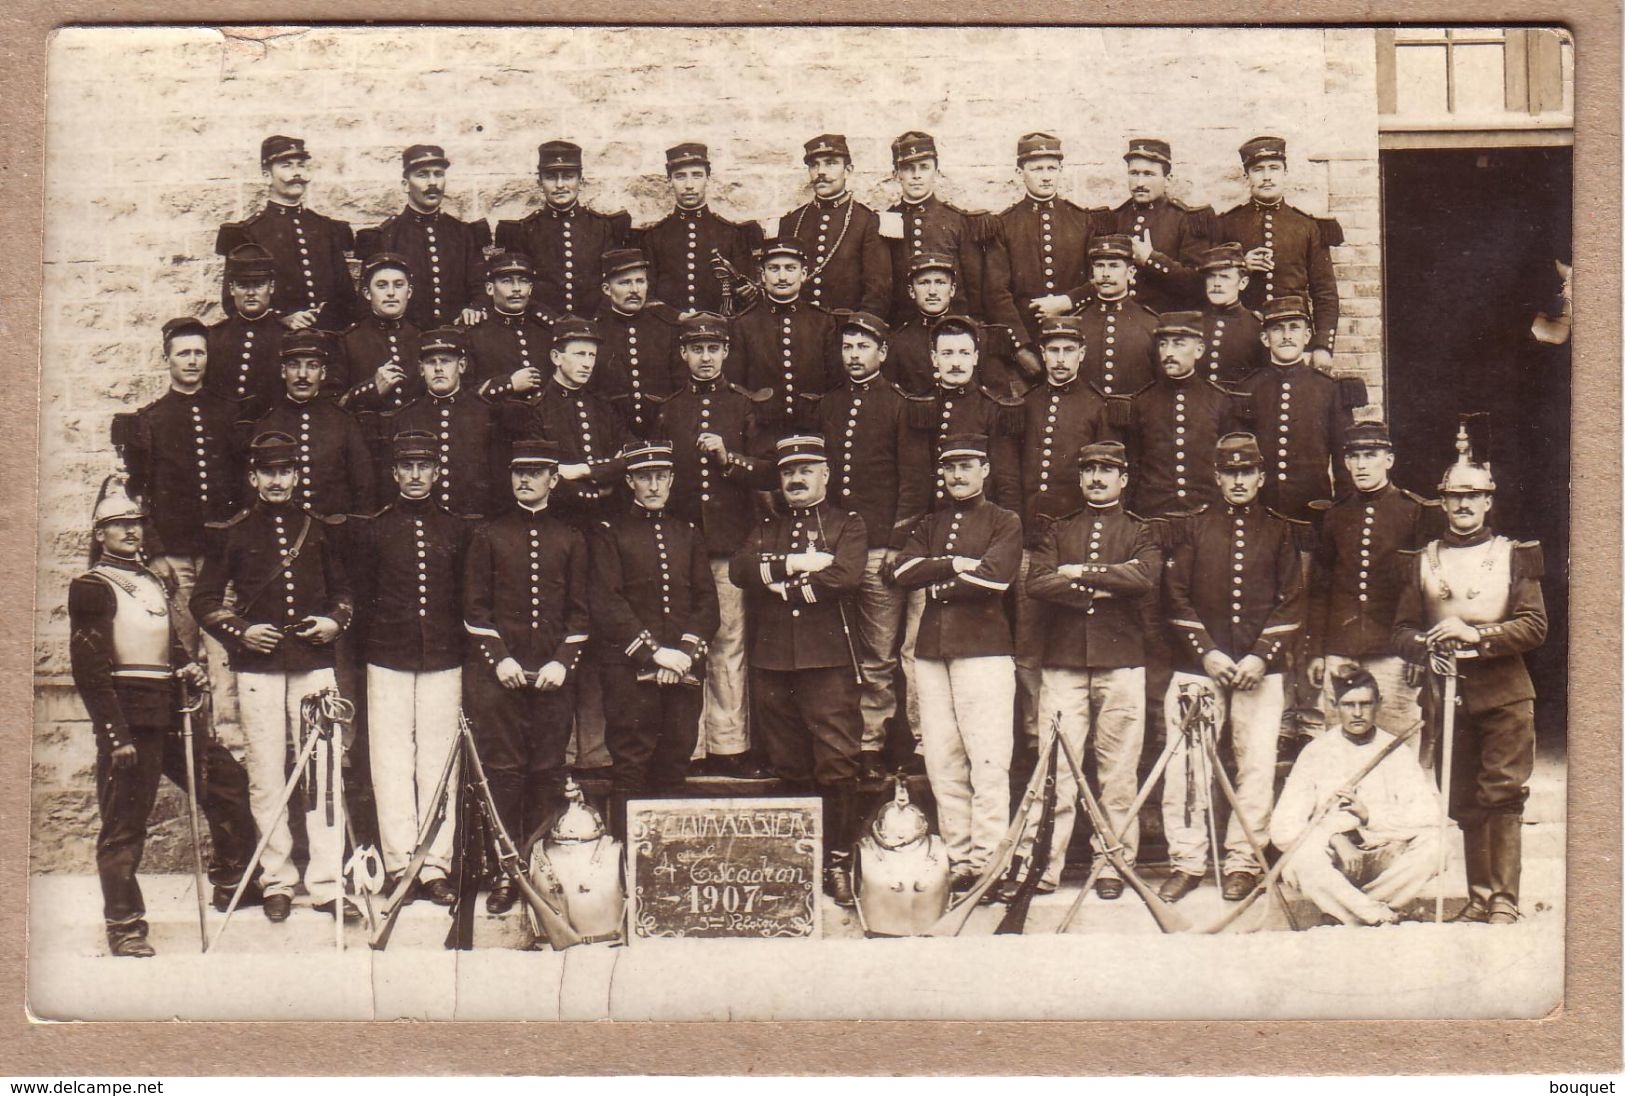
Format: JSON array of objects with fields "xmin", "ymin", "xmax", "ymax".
[{"xmin": 35, "ymin": 25, "xmax": 1383, "ymax": 871}]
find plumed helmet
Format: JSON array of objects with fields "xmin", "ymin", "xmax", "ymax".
[
  {"xmin": 92, "ymin": 473, "xmax": 146, "ymax": 526},
  {"xmin": 1437, "ymin": 420, "xmax": 1496, "ymax": 494},
  {"xmin": 548, "ymin": 777, "xmax": 607, "ymax": 844},
  {"xmin": 870, "ymin": 777, "xmax": 930, "ymax": 850}
]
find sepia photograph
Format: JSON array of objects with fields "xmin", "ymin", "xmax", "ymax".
[{"xmin": 27, "ymin": 22, "xmax": 1576, "ymax": 1028}]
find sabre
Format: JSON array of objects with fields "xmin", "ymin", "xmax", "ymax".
[
  {"xmin": 177, "ymin": 681, "xmax": 209, "ymax": 952},
  {"xmin": 1431, "ymin": 644, "xmax": 1459, "ymax": 923},
  {"xmin": 812, "ymin": 504, "xmax": 865, "ymax": 687}
]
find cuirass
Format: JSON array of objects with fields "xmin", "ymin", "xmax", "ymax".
[
  {"xmin": 1420, "ymin": 536, "xmax": 1512, "ymax": 625},
  {"xmin": 94, "ymin": 565, "xmax": 172, "ymax": 677}
]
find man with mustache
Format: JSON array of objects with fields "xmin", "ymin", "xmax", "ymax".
[
  {"xmin": 1195, "ymin": 243, "xmax": 1268, "ymax": 388},
  {"xmin": 1011, "ymin": 315, "xmax": 1112, "ymax": 744},
  {"xmin": 247, "ymin": 329, "xmax": 376, "ymax": 518},
  {"xmin": 1091, "ymin": 138, "xmax": 1214, "ymax": 314},
  {"xmin": 591, "ymin": 248, "xmax": 685, "ymax": 438},
  {"xmin": 779, "ymin": 134, "xmax": 892, "ymax": 317},
  {"xmin": 1073, "ymin": 235, "xmax": 1160, "ymax": 398},
  {"xmin": 335, "ymin": 253, "xmax": 422, "ymax": 411},
  {"xmin": 636, "ymin": 143, "xmax": 764, "ymax": 316},
  {"xmin": 356, "ymin": 144, "xmax": 491, "ymax": 331},
  {"xmin": 1269, "ymin": 668, "xmax": 1441, "ymax": 926},
  {"xmin": 1217, "ymin": 136, "xmax": 1342, "ymax": 371},
  {"xmin": 115, "ymin": 318, "xmax": 246, "ymax": 725},
  {"xmin": 466, "ymin": 252, "xmax": 553, "ymax": 399},
  {"xmin": 496, "ymin": 140, "xmax": 630, "ymax": 323},
  {"xmin": 1159, "ymin": 433, "xmax": 1307, "ymax": 904},
  {"xmin": 729, "ymin": 435, "xmax": 869, "ymax": 905},
  {"xmin": 216, "ymin": 135, "xmax": 357, "ymax": 331},
  {"xmin": 810, "ymin": 312, "xmax": 931, "ymax": 778},
  {"xmin": 730, "ymin": 237, "xmax": 842, "ymax": 433},
  {"xmin": 984, "ymin": 132, "xmax": 1095, "ymax": 383},
  {"xmin": 345, "ymin": 430, "xmax": 470, "ymax": 907},
  {"xmin": 657, "ymin": 313, "xmax": 775, "ymax": 778},
  {"xmin": 206, "ymin": 244, "xmax": 287, "ymax": 411},
  {"xmin": 1306, "ymin": 420, "xmax": 1445, "ymax": 742},
  {"xmin": 1012, "ymin": 440, "xmax": 1160, "ymax": 900},
  {"xmin": 461, "ymin": 438, "xmax": 590, "ymax": 914},
  {"xmin": 884, "ymin": 131, "xmax": 990, "ymax": 322},
  {"xmin": 192, "ymin": 431, "xmax": 356, "ymax": 924},
  {"xmin": 892, "ymin": 434, "xmax": 1023, "ymax": 893},
  {"xmin": 72, "ymin": 476, "xmax": 256, "ymax": 954},
  {"xmin": 1393, "ymin": 429, "xmax": 1546, "ymax": 925},
  {"xmin": 1239, "ymin": 296, "xmax": 1364, "ymax": 520},
  {"xmin": 385, "ymin": 328, "xmax": 510, "ymax": 520},
  {"xmin": 885, "ymin": 252, "xmax": 961, "ymax": 396}
]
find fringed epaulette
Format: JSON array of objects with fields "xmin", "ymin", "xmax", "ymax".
[
  {"xmin": 1333, "ymin": 372, "xmax": 1367, "ymax": 409},
  {"xmin": 1159, "ymin": 505, "xmax": 1206, "ymax": 549},
  {"xmin": 955, "ymin": 207, "xmax": 999, "ymax": 246},
  {"xmin": 982, "ymin": 385, "xmax": 1025, "ymax": 434},
  {"xmin": 1312, "ymin": 215, "xmax": 1345, "ymax": 248},
  {"xmin": 606, "ymin": 210, "xmax": 633, "ymax": 238},
  {"xmin": 904, "ymin": 391, "xmax": 939, "ymax": 431},
  {"xmin": 205, "ymin": 508, "xmax": 253, "ymax": 530},
  {"xmin": 353, "ymin": 225, "xmax": 386, "ymax": 257},
  {"xmin": 493, "ymin": 218, "xmax": 528, "ymax": 251},
  {"xmin": 1512, "ymin": 540, "xmax": 1545, "ymax": 581},
  {"xmin": 470, "ymin": 218, "xmax": 493, "ymax": 249},
  {"xmin": 641, "ymin": 301, "xmax": 683, "ymax": 326},
  {"xmin": 1104, "ymin": 395, "xmax": 1135, "ymax": 430},
  {"xmin": 1269, "ymin": 509, "xmax": 1315, "ymax": 552},
  {"xmin": 110, "ymin": 411, "xmax": 140, "ymax": 450}
]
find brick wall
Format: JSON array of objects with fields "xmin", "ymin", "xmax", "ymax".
[{"xmin": 34, "ymin": 24, "xmax": 1383, "ymax": 870}]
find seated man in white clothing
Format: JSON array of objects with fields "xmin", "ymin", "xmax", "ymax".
[{"xmin": 1268, "ymin": 667, "xmax": 1441, "ymax": 926}]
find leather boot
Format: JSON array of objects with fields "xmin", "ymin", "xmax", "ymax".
[
  {"xmin": 1485, "ymin": 813, "xmax": 1523, "ymax": 923},
  {"xmin": 1447, "ymin": 818, "xmax": 1493, "ymax": 922},
  {"xmin": 825, "ymin": 854, "xmax": 857, "ymax": 908}
]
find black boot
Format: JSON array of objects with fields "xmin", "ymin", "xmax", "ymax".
[
  {"xmin": 825, "ymin": 854, "xmax": 856, "ymax": 908},
  {"xmin": 822, "ymin": 783, "xmax": 857, "ymax": 907},
  {"xmin": 1485, "ymin": 813, "xmax": 1524, "ymax": 923},
  {"xmin": 1449, "ymin": 818, "xmax": 1492, "ymax": 923}
]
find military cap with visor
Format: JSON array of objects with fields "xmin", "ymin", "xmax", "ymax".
[
  {"xmin": 803, "ymin": 134, "xmax": 851, "ymax": 164},
  {"xmin": 225, "ymin": 243, "xmax": 277, "ymax": 280},
  {"xmin": 621, "ymin": 440, "xmax": 675, "ymax": 471},
  {"xmin": 260, "ymin": 135, "xmax": 308, "ymax": 165},
  {"xmin": 1088, "ymin": 234, "xmax": 1135, "ymax": 261},
  {"xmin": 402, "ymin": 144, "xmax": 449, "ymax": 172},
  {"xmin": 1215, "ymin": 431, "xmax": 1265, "ymax": 469},
  {"xmin": 1239, "ymin": 135, "xmax": 1289, "ymax": 168},
  {"xmin": 665, "ymin": 142, "xmax": 710, "ymax": 171},
  {"xmin": 1037, "ymin": 315, "xmax": 1087, "ymax": 344},
  {"xmin": 677, "ymin": 312, "xmax": 730, "ymax": 345},
  {"xmin": 418, "ymin": 327, "xmax": 466, "ymax": 357},
  {"xmin": 390, "ymin": 430, "xmax": 439, "ymax": 462},
  {"xmin": 938, "ymin": 433, "xmax": 991, "ymax": 463},
  {"xmin": 1016, "ymin": 132, "xmax": 1064, "ymax": 163},
  {"xmin": 550, "ymin": 316, "xmax": 602, "ymax": 348},
  {"xmin": 905, "ymin": 251, "xmax": 958, "ymax": 281},
  {"xmin": 485, "ymin": 251, "xmax": 535, "ymax": 279},
  {"xmin": 775, "ymin": 434, "xmax": 829, "ymax": 467},
  {"xmin": 537, "ymin": 140, "xmax": 583, "ymax": 172},
  {"xmin": 1260, "ymin": 295, "xmax": 1311, "ymax": 326},
  {"xmin": 1077, "ymin": 439, "xmax": 1130, "ymax": 469},
  {"xmin": 601, "ymin": 248, "xmax": 651, "ymax": 278},
  {"xmin": 510, "ymin": 437, "xmax": 565, "ymax": 467},
  {"xmin": 1124, "ymin": 137, "xmax": 1172, "ymax": 167},
  {"xmin": 1154, "ymin": 311, "xmax": 1205, "ymax": 338},
  {"xmin": 248, "ymin": 430, "xmax": 300, "ymax": 468},
  {"xmin": 837, "ymin": 310, "xmax": 891, "ymax": 344},
  {"xmin": 162, "ymin": 316, "xmax": 208, "ymax": 344},
  {"xmin": 361, "ymin": 252, "xmax": 414, "ymax": 284},
  {"xmin": 280, "ymin": 329, "xmax": 335, "ymax": 360},
  {"xmin": 1198, "ymin": 243, "xmax": 1247, "ymax": 272},
  {"xmin": 891, "ymin": 131, "xmax": 938, "ymax": 166}
]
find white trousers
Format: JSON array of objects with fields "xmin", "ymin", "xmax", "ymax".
[
  {"xmin": 696, "ymin": 557, "xmax": 750, "ymax": 757},
  {"xmin": 160, "ymin": 553, "xmax": 240, "ymax": 733},
  {"xmin": 899, "ymin": 589, "xmax": 927, "ymax": 744},
  {"xmin": 1018, "ymin": 666, "xmax": 1145, "ymax": 886},
  {"xmin": 1160, "ymin": 670, "xmax": 1283, "ymax": 877},
  {"xmin": 915, "ymin": 655, "xmax": 1014, "ymax": 873},
  {"xmin": 236, "ymin": 668, "xmax": 343, "ymax": 902},
  {"xmin": 367, "ymin": 665, "xmax": 461, "ymax": 881},
  {"xmin": 1284, "ymin": 831, "xmax": 1441, "ymax": 925}
]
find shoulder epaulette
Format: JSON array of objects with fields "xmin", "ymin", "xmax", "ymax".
[
  {"xmin": 214, "ymin": 218, "xmax": 253, "ymax": 255},
  {"xmin": 1312, "ymin": 215, "xmax": 1345, "ymax": 248},
  {"xmin": 1105, "ymin": 394, "xmax": 1134, "ymax": 430},
  {"xmin": 308, "ymin": 510, "xmax": 347, "ymax": 526},
  {"xmin": 741, "ymin": 385, "xmax": 774, "ymax": 405},
  {"xmin": 353, "ymin": 225, "xmax": 386, "ymax": 257},
  {"xmin": 603, "ymin": 209, "xmax": 633, "ymax": 236},
  {"xmin": 206, "ymin": 508, "xmax": 253, "ymax": 530},
  {"xmin": 1512, "ymin": 540, "xmax": 1545, "ymax": 580},
  {"xmin": 1306, "ymin": 498, "xmax": 1336, "ymax": 514},
  {"xmin": 1269, "ymin": 508, "xmax": 1314, "ymax": 548},
  {"xmin": 904, "ymin": 391, "xmax": 938, "ymax": 431},
  {"xmin": 725, "ymin": 383, "xmax": 756, "ymax": 400},
  {"xmin": 1335, "ymin": 373, "xmax": 1367, "ymax": 408},
  {"xmin": 1168, "ymin": 198, "xmax": 1213, "ymax": 216},
  {"xmin": 980, "ymin": 384, "xmax": 1024, "ymax": 408},
  {"xmin": 1400, "ymin": 488, "xmax": 1440, "ymax": 507},
  {"xmin": 642, "ymin": 301, "xmax": 683, "ymax": 325}
]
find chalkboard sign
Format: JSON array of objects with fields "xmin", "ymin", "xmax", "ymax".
[{"xmin": 628, "ymin": 797, "xmax": 823, "ymax": 941}]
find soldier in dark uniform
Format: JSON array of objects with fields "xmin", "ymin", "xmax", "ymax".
[
  {"xmin": 249, "ymin": 330, "xmax": 376, "ymax": 518},
  {"xmin": 1239, "ymin": 295, "xmax": 1364, "ymax": 520},
  {"xmin": 903, "ymin": 315, "xmax": 1023, "ymax": 513},
  {"xmin": 1011, "ymin": 314, "xmax": 1112, "ymax": 743},
  {"xmin": 779, "ymin": 134, "xmax": 892, "ymax": 317},
  {"xmin": 70, "ymin": 478, "xmax": 255, "ymax": 955},
  {"xmin": 984, "ymin": 132, "xmax": 1095, "ymax": 376},
  {"xmin": 729, "ymin": 237, "xmax": 841, "ymax": 432},
  {"xmin": 347, "ymin": 431, "xmax": 470, "ymax": 906},
  {"xmin": 1114, "ymin": 310, "xmax": 1247, "ymax": 519},
  {"xmin": 1073, "ymin": 234, "xmax": 1160, "ymax": 398},
  {"xmin": 1217, "ymin": 136, "xmax": 1342, "ymax": 369},
  {"xmin": 461, "ymin": 438, "xmax": 590, "ymax": 913},
  {"xmin": 191, "ymin": 431, "xmax": 356, "ymax": 923},
  {"xmin": 215, "ymin": 135, "xmax": 356, "ymax": 332},
  {"xmin": 637, "ymin": 142, "xmax": 764, "ymax": 316},
  {"xmin": 206, "ymin": 244, "xmax": 287, "ymax": 410},
  {"xmin": 355, "ymin": 144, "xmax": 491, "ymax": 331},
  {"xmin": 1014, "ymin": 440, "xmax": 1161, "ymax": 899},
  {"xmin": 657, "ymin": 313, "xmax": 774, "ymax": 774},
  {"xmin": 466, "ymin": 252, "xmax": 551, "ymax": 398},
  {"xmin": 591, "ymin": 248, "xmax": 685, "ymax": 437},
  {"xmin": 495, "ymin": 140, "xmax": 630, "ymax": 323},
  {"xmin": 1093, "ymin": 138, "xmax": 1213, "ymax": 314},
  {"xmin": 729, "ymin": 435, "xmax": 869, "ymax": 904},
  {"xmin": 811, "ymin": 312, "xmax": 931, "ymax": 775},
  {"xmin": 1393, "ymin": 430, "xmax": 1546, "ymax": 924},
  {"xmin": 1158, "ymin": 433, "xmax": 1307, "ymax": 904},
  {"xmin": 117, "ymin": 317, "xmax": 246, "ymax": 713},
  {"xmin": 335, "ymin": 252, "xmax": 422, "ymax": 410},
  {"xmin": 587, "ymin": 441, "xmax": 720, "ymax": 809},
  {"xmin": 385, "ymin": 328, "xmax": 509, "ymax": 519},
  {"xmin": 885, "ymin": 131, "xmax": 990, "ymax": 321},
  {"xmin": 886, "ymin": 251, "xmax": 962, "ymax": 395},
  {"xmin": 1195, "ymin": 243, "xmax": 1267, "ymax": 388},
  {"xmin": 892, "ymin": 434, "xmax": 1023, "ymax": 889},
  {"xmin": 1307, "ymin": 420, "xmax": 1444, "ymax": 738}
]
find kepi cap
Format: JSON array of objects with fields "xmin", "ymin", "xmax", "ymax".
[
  {"xmin": 1239, "ymin": 135, "xmax": 1288, "ymax": 168},
  {"xmin": 1215, "ymin": 432, "xmax": 1264, "ymax": 469},
  {"xmin": 485, "ymin": 251, "xmax": 535, "ymax": 279},
  {"xmin": 280, "ymin": 329, "xmax": 334, "ymax": 361},
  {"xmin": 905, "ymin": 251, "xmax": 957, "ymax": 280},
  {"xmin": 550, "ymin": 316, "xmax": 602, "ymax": 348},
  {"xmin": 248, "ymin": 430, "xmax": 299, "ymax": 469},
  {"xmin": 775, "ymin": 434, "xmax": 828, "ymax": 467},
  {"xmin": 1260, "ymin": 295, "xmax": 1311, "ymax": 326},
  {"xmin": 836, "ymin": 310, "xmax": 890, "ymax": 344},
  {"xmin": 1124, "ymin": 137, "xmax": 1172, "ymax": 166},
  {"xmin": 891, "ymin": 131, "xmax": 938, "ymax": 166},
  {"xmin": 803, "ymin": 134, "xmax": 851, "ymax": 164},
  {"xmin": 260, "ymin": 135, "xmax": 308, "ymax": 165},
  {"xmin": 1154, "ymin": 311, "xmax": 1205, "ymax": 338},
  {"xmin": 931, "ymin": 313, "xmax": 981, "ymax": 345},
  {"xmin": 361, "ymin": 252, "xmax": 413, "ymax": 284},
  {"xmin": 622, "ymin": 440, "xmax": 675, "ymax": 471},
  {"xmin": 1088, "ymin": 234, "xmax": 1134, "ymax": 261},
  {"xmin": 1077, "ymin": 440, "xmax": 1129, "ymax": 469},
  {"xmin": 1016, "ymin": 132, "xmax": 1064, "ymax": 163},
  {"xmin": 678, "ymin": 311, "xmax": 730, "ymax": 345},
  {"xmin": 419, "ymin": 327, "xmax": 466, "ymax": 357},
  {"xmin": 225, "ymin": 243, "xmax": 276, "ymax": 280},
  {"xmin": 402, "ymin": 144, "xmax": 449, "ymax": 172},
  {"xmin": 1341, "ymin": 419, "xmax": 1393, "ymax": 453},
  {"xmin": 937, "ymin": 433, "xmax": 990, "ymax": 463},
  {"xmin": 665, "ymin": 142, "xmax": 710, "ymax": 171},
  {"xmin": 390, "ymin": 430, "xmax": 438, "ymax": 462},
  {"xmin": 1037, "ymin": 315, "xmax": 1087, "ymax": 344},
  {"xmin": 510, "ymin": 438, "xmax": 564, "ymax": 467},
  {"xmin": 537, "ymin": 140, "xmax": 583, "ymax": 172},
  {"xmin": 162, "ymin": 316, "xmax": 208, "ymax": 345},
  {"xmin": 1198, "ymin": 243, "xmax": 1247, "ymax": 272},
  {"xmin": 601, "ymin": 248, "xmax": 651, "ymax": 278},
  {"xmin": 760, "ymin": 236, "xmax": 808, "ymax": 265}
]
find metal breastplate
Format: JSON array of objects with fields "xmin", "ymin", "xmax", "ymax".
[
  {"xmin": 1420, "ymin": 536, "xmax": 1512, "ymax": 626},
  {"xmin": 93, "ymin": 565, "xmax": 172, "ymax": 678}
]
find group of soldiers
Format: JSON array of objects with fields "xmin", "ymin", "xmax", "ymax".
[{"xmin": 69, "ymin": 127, "xmax": 1546, "ymax": 955}]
